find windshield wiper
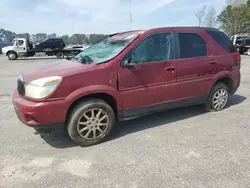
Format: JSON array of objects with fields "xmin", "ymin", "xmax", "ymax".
[
  {"xmin": 80, "ymin": 59, "xmax": 87, "ymax": 64},
  {"xmin": 70, "ymin": 57, "xmax": 87, "ymax": 64}
]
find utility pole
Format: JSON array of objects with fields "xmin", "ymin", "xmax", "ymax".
[
  {"xmin": 72, "ymin": 21, "xmax": 75, "ymax": 34},
  {"xmin": 129, "ymin": 0, "xmax": 132, "ymax": 30}
]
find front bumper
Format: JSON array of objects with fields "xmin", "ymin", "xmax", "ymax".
[{"xmin": 12, "ymin": 89, "xmax": 67, "ymax": 128}]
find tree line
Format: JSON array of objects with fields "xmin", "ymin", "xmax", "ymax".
[
  {"xmin": 0, "ymin": 28, "xmax": 108, "ymax": 45},
  {"xmin": 196, "ymin": 0, "xmax": 250, "ymax": 36}
]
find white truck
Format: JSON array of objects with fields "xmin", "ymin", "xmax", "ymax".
[
  {"xmin": 230, "ymin": 34, "xmax": 250, "ymax": 50},
  {"xmin": 2, "ymin": 37, "xmax": 83, "ymax": 60}
]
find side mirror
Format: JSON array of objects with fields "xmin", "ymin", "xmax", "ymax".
[{"xmin": 122, "ymin": 57, "xmax": 134, "ymax": 68}]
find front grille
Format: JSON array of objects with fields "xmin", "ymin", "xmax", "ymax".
[{"xmin": 17, "ymin": 79, "xmax": 25, "ymax": 96}]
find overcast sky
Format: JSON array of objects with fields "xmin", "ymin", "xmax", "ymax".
[{"xmin": 0, "ymin": 0, "xmax": 225, "ymax": 35}]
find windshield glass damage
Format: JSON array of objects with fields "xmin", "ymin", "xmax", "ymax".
[{"xmin": 71, "ymin": 31, "xmax": 143, "ymax": 64}]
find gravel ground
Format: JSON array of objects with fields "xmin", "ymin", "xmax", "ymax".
[{"xmin": 0, "ymin": 55, "xmax": 249, "ymax": 188}]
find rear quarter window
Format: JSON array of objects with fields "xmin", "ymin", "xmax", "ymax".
[{"xmin": 205, "ymin": 29, "xmax": 237, "ymax": 53}]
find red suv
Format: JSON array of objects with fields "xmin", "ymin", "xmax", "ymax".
[{"xmin": 13, "ymin": 27, "xmax": 241, "ymax": 146}]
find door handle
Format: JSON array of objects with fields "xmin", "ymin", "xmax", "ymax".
[
  {"xmin": 210, "ymin": 61, "xmax": 217, "ymax": 64},
  {"xmin": 165, "ymin": 67, "xmax": 176, "ymax": 71}
]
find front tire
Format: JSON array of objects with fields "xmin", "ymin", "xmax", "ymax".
[
  {"xmin": 8, "ymin": 52, "xmax": 17, "ymax": 60},
  {"xmin": 67, "ymin": 99, "xmax": 116, "ymax": 147},
  {"xmin": 206, "ymin": 83, "xmax": 229, "ymax": 112}
]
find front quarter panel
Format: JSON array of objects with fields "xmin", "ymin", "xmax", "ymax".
[
  {"xmin": 55, "ymin": 62, "xmax": 123, "ymax": 111},
  {"xmin": 65, "ymin": 85, "xmax": 122, "ymax": 111}
]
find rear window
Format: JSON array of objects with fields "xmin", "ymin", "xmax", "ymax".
[{"xmin": 205, "ymin": 29, "xmax": 237, "ymax": 53}]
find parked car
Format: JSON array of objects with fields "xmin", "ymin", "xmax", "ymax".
[
  {"xmin": 35, "ymin": 38, "xmax": 66, "ymax": 50},
  {"xmin": 13, "ymin": 27, "xmax": 241, "ymax": 147},
  {"xmin": 65, "ymin": 45, "xmax": 88, "ymax": 51},
  {"xmin": 238, "ymin": 37, "xmax": 250, "ymax": 55}
]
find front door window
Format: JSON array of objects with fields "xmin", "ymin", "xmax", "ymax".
[
  {"xmin": 131, "ymin": 33, "xmax": 175, "ymax": 64},
  {"xmin": 18, "ymin": 40, "xmax": 24, "ymax": 47}
]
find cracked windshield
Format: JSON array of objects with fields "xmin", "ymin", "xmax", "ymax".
[{"xmin": 71, "ymin": 31, "xmax": 142, "ymax": 64}]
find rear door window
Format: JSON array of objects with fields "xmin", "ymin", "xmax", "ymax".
[
  {"xmin": 205, "ymin": 29, "xmax": 237, "ymax": 53},
  {"xmin": 178, "ymin": 33, "xmax": 207, "ymax": 59}
]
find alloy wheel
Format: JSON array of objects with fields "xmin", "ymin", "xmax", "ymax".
[
  {"xmin": 77, "ymin": 108, "xmax": 109, "ymax": 140},
  {"xmin": 212, "ymin": 88, "xmax": 228, "ymax": 111}
]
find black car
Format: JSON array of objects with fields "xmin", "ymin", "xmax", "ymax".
[
  {"xmin": 238, "ymin": 37, "xmax": 250, "ymax": 55},
  {"xmin": 35, "ymin": 38, "xmax": 66, "ymax": 50}
]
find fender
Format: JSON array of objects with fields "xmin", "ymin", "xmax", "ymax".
[
  {"xmin": 212, "ymin": 70, "xmax": 233, "ymax": 85},
  {"xmin": 206, "ymin": 70, "xmax": 235, "ymax": 93},
  {"xmin": 6, "ymin": 50, "xmax": 17, "ymax": 56},
  {"xmin": 65, "ymin": 85, "xmax": 123, "ymax": 111}
]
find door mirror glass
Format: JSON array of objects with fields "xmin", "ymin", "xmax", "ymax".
[{"xmin": 122, "ymin": 56, "xmax": 134, "ymax": 68}]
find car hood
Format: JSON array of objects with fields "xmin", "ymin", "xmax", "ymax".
[
  {"xmin": 2, "ymin": 46, "xmax": 13, "ymax": 53},
  {"xmin": 21, "ymin": 59, "xmax": 95, "ymax": 82}
]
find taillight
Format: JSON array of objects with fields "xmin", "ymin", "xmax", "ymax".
[
  {"xmin": 235, "ymin": 53, "xmax": 241, "ymax": 63},
  {"xmin": 232, "ymin": 53, "xmax": 241, "ymax": 69}
]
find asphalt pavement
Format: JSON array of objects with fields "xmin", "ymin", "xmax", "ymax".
[{"xmin": 0, "ymin": 55, "xmax": 249, "ymax": 188}]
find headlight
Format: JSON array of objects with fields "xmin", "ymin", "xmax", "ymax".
[{"xmin": 25, "ymin": 76, "xmax": 62, "ymax": 99}]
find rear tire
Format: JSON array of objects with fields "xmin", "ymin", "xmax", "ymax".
[
  {"xmin": 67, "ymin": 99, "xmax": 116, "ymax": 147},
  {"xmin": 56, "ymin": 52, "xmax": 64, "ymax": 59},
  {"xmin": 239, "ymin": 49, "xmax": 245, "ymax": 55},
  {"xmin": 206, "ymin": 83, "xmax": 229, "ymax": 112},
  {"xmin": 7, "ymin": 51, "xmax": 17, "ymax": 60}
]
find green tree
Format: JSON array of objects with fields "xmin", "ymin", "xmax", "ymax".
[
  {"xmin": 69, "ymin": 34, "xmax": 89, "ymax": 44},
  {"xmin": 217, "ymin": 0, "xmax": 250, "ymax": 35},
  {"xmin": 217, "ymin": 5, "xmax": 234, "ymax": 35},
  {"xmin": 47, "ymin": 33, "xmax": 57, "ymax": 39},
  {"xmin": 34, "ymin": 33, "xmax": 48, "ymax": 43},
  {"xmin": 0, "ymin": 28, "xmax": 110, "ymax": 45},
  {"xmin": 0, "ymin": 29, "xmax": 16, "ymax": 42},
  {"xmin": 16, "ymin": 33, "xmax": 30, "ymax": 39},
  {"xmin": 88, "ymin": 34, "xmax": 108, "ymax": 45},
  {"xmin": 61, "ymin": 35, "xmax": 70, "ymax": 44}
]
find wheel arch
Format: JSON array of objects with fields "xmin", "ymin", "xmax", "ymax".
[
  {"xmin": 213, "ymin": 76, "xmax": 234, "ymax": 94},
  {"xmin": 65, "ymin": 86, "xmax": 122, "ymax": 123},
  {"xmin": 6, "ymin": 50, "xmax": 17, "ymax": 56}
]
